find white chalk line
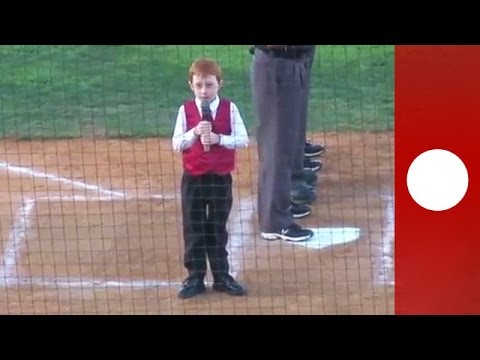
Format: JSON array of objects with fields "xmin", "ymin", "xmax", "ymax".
[
  {"xmin": 0, "ymin": 194, "xmax": 243, "ymax": 290},
  {"xmin": 0, "ymin": 194, "xmax": 183, "ymax": 289},
  {"xmin": 0, "ymin": 161, "xmax": 126, "ymax": 199},
  {"xmin": 0, "ymin": 161, "xmax": 180, "ymax": 289},
  {"xmin": 0, "ymin": 277, "xmax": 183, "ymax": 289},
  {"xmin": 227, "ymin": 195, "xmax": 254, "ymax": 280},
  {"xmin": 375, "ymin": 194, "xmax": 395, "ymax": 287},
  {"xmin": 0, "ymin": 161, "xmax": 393, "ymax": 291},
  {"xmin": 0, "ymin": 199, "xmax": 36, "ymax": 286},
  {"xmin": 35, "ymin": 194, "xmax": 176, "ymax": 203}
]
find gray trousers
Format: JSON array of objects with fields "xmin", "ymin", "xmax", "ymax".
[
  {"xmin": 292, "ymin": 46, "xmax": 316, "ymax": 185},
  {"xmin": 252, "ymin": 48, "xmax": 311, "ymax": 233}
]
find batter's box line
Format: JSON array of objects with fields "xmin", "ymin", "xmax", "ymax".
[
  {"xmin": 0, "ymin": 198, "xmax": 36, "ymax": 285},
  {"xmin": 0, "ymin": 195, "xmax": 180, "ymax": 289},
  {"xmin": 0, "ymin": 160, "xmax": 180, "ymax": 289},
  {"xmin": 0, "ymin": 161, "xmax": 128, "ymax": 199},
  {"xmin": 0, "ymin": 160, "xmax": 178, "ymax": 202},
  {"xmin": 11, "ymin": 277, "xmax": 183, "ymax": 289},
  {"xmin": 374, "ymin": 194, "xmax": 395, "ymax": 287}
]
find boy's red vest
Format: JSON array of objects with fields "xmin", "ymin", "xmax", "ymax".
[{"xmin": 182, "ymin": 99, "xmax": 235, "ymax": 175}]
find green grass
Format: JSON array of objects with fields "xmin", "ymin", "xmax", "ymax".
[{"xmin": 0, "ymin": 45, "xmax": 394, "ymax": 139}]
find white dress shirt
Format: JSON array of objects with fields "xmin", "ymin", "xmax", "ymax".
[{"xmin": 172, "ymin": 97, "xmax": 249, "ymax": 153}]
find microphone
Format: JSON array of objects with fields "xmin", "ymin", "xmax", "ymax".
[{"xmin": 201, "ymin": 100, "xmax": 213, "ymax": 152}]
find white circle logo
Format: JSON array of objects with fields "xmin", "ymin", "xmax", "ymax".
[{"xmin": 407, "ymin": 149, "xmax": 469, "ymax": 211}]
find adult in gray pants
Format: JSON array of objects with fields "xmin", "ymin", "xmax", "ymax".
[{"xmin": 251, "ymin": 45, "xmax": 315, "ymax": 242}]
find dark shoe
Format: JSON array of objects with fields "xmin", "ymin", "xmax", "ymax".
[
  {"xmin": 178, "ymin": 277, "xmax": 206, "ymax": 299},
  {"xmin": 302, "ymin": 169, "xmax": 318, "ymax": 187},
  {"xmin": 305, "ymin": 141, "xmax": 326, "ymax": 158},
  {"xmin": 304, "ymin": 157, "xmax": 323, "ymax": 172},
  {"xmin": 212, "ymin": 275, "xmax": 246, "ymax": 296},
  {"xmin": 291, "ymin": 184, "xmax": 317, "ymax": 205},
  {"xmin": 290, "ymin": 203, "xmax": 311, "ymax": 219},
  {"xmin": 261, "ymin": 223, "xmax": 314, "ymax": 242}
]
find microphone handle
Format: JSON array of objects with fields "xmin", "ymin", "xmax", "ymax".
[{"xmin": 203, "ymin": 117, "xmax": 211, "ymax": 152}]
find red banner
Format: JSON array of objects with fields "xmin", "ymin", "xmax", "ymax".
[{"xmin": 395, "ymin": 45, "xmax": 480, "ymax": 314}]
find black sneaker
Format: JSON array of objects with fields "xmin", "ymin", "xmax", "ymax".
[
  {"xmin": 290, "ymin": 203, "xmax": 311, "ymax": 219},
  {"xmin": 261, "ymin": 223, "xmax": 314, "ymax": 242},
  {"xmin": 304, "ymin": 158, "xmax": 323, "ymax": 172},
  {"xmin": 305, "ymin": 141, "xmax": 326, "ymax": 157},
  {"xmin": 291, "ymin": 183, "xmax": 317, "ymax": 205},
  {"xmin": 212, "ymin": 275, "xmax": 246, "ymax": 296},
  {"xmin": 178, "ymin": 277, "xmax": 206, "ymax": 299}
]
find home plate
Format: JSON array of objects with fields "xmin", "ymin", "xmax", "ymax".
[{"xmin": 294, "ymin": 227, "xmax": 361, "ymax": 250}]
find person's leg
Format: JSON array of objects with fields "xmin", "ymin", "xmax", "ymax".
[
  {"xmin": 290, "ymin": 48, "xmax": 318, "ymax": 205},
  {"xmin": 204, "ymin": 174, "xmax": 246, "ymax": 296},
  {"xmin": 292, "ymin": 47, "xmax": 318, "ymax": 183},
  {"xmin": 252, "ymin": 50, "xmax": 299, "ymax": 232},
  {"xmin": 302, "ymin": 47, "xmax": 326, "ymax": 158},
  {"xmin": 252, "ymin": 49, "xmax": 314, "ymax": 242},
  {"xmin": 178, "ymin": 173, "xmax": 207, "ymax": 299},
  {"xmin": 204, "ymin": 174, "xmax": 232, "ymax": 281},
  {"xmin": 293, "ymin": 46, "xmax": 318, "ymax": 180},
  {"xmin": 304, "ymin": 46, "xmax": 316, "ymax": 131}
]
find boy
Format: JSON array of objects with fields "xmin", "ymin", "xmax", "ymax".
[{"xmin": 172, "ymin": 58, "xmax": 249, "ymax": 299}]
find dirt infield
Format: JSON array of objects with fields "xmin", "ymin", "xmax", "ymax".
[{"xmin": 0, "ymin": 132, "xmax": 394, "ymax": 315}]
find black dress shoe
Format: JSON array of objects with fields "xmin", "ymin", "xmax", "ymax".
[
  {"xmin": 213, "ymin": 276, "xmax": 246, "ymax": 296},
  {"xmin": 178, "ymin": 277, "xmax": 206, "ymax": 299}
]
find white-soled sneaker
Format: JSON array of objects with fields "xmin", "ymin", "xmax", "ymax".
[
  {"xmin": 290, "ymin": 203, "xmax": 311, "ymax": 219},
  {"xmin": 261, "ymin": 223, "xmax": 314, "ymax": 242},
  {"xmin": 305, "ymin": 141, "xmax": 326, "ymax": 158}
]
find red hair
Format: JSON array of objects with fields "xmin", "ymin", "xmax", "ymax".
[{"xmin": 189, "ymin": 58, "xmax": 223, "ymax": 82}]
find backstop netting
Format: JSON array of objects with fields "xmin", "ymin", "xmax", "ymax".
[{"xmin": 0, "ymin": 45, "xmax": 394, "ymax": 314}]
